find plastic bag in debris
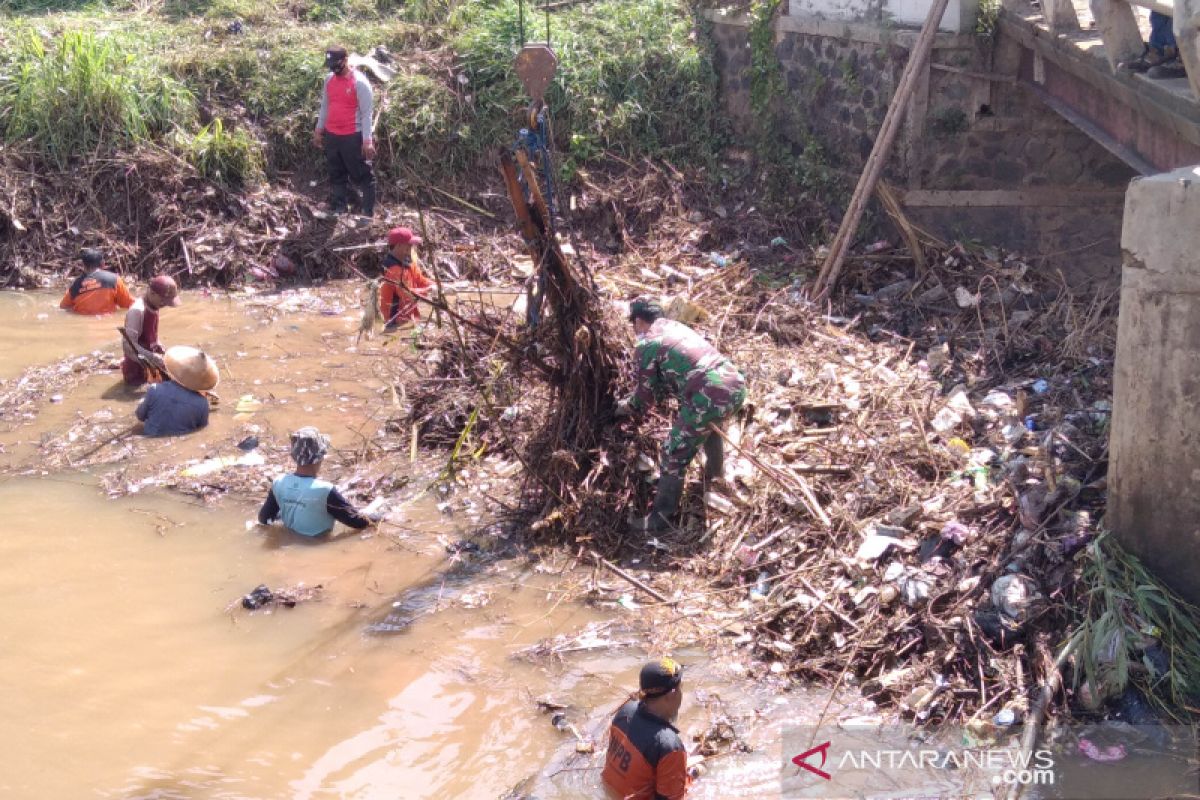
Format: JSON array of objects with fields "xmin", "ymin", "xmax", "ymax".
[
  {"xmin": 180, "ymin": 451, "xmax": 265, "ymax": 477},
  {"xmin": 242, "ymin": 584, "xmax": 274, "ymax": 610}
]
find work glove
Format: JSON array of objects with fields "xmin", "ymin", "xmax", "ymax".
[{"xmin": 614, "ymin": 399, "xmax": 634, "ymax": 419}]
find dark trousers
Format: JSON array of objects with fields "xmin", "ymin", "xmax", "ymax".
[
  {"xmin": 1149, "ymin": 11, "xmax": 1177, "ymax": 55},
  {"xmin": 323, "ymin": 131, "xmax": 375, "ymax": 216}
]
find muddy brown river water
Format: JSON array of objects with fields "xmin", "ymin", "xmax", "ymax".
[
  {"xmin": 0, "ymin": 288, "xmax": 817, "ymax": 799},
  {"xmin": 7, "ymin": 287, "xmax": 1179, "ymax": 800}
]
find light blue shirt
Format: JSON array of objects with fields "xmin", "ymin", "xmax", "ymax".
[{"xmin": 271, "ymin": 474, "xmax": 336, "ymax": 536}]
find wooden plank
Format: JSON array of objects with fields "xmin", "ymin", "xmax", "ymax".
[{"xmin": 900, "ymin": 188, "xmax": 1128, "ymax": 206}]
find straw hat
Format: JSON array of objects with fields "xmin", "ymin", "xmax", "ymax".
[{"xmin": 163, "ymin": 346, "xmax": 219, "ymax": 392}]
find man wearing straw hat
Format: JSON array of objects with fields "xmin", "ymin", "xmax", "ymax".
[
  {"xmin": 601, "ymin": 657, "xmax": 692, "ymax": 800},
  {"xmin": 615, "ymin": 296, "xmax": 746, "ymax": 533},
  {"xmin": 257, "ymin": 427, "xmax": 377, "ymax": 537},
  {"xmin": 132, "ymin": 345, "xmax": 218, "ymax": 437}
]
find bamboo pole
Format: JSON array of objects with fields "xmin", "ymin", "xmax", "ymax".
[{"xmin": 813, "ymin": 0, "xmax": 950, "ymax": 298}]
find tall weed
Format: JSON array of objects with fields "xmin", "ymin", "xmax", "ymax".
[
  {"xmin": 177, "ymin": 118, "xmax": 264, "ymax": 186},
  {"xmin": 0, "ymin": 30, "xmax": 194, "ymax": 164}
]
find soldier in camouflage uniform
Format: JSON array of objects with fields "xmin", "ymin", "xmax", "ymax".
[{"xmin": 615, "ymin": 296, "xmax": 746, "ymax": 532}]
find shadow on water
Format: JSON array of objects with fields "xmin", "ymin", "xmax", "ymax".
[{"xmin": 363, "ymin": 556, "xmax": 489, "ymax": 636}]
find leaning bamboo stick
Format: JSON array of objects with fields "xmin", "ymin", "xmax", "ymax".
[{"xmin": 814, "ymin": 0, "xmax": 950, "ymax": 298}]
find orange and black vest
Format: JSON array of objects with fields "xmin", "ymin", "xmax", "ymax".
[
  {"xmin": 601, "ymin": 700, "xmax": 690, "ymax": 800},
  {"xmin": 60, "ymin": 269, "xmax": 134, "ymax": 315}
]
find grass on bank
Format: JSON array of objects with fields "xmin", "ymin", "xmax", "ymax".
[
  {"xmin": 0, "ymin": 29, "xmax": 195, "ymax": 166},
  {"xmin": 1, "ymin": 0, "xmax": 724, "ymax": 186}
]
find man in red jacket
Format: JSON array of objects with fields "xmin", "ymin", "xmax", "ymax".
[{"xmin": 312, "ymin": 46, "xmax": 376, "ymax": 220}]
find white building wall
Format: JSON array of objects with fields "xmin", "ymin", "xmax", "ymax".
[
  {"xmin": 787, "ymin": 0, "xmax": 877, "ymax": 19},
  {"xmin": 787, "ymin": 0, "xmax": 979, "ymax": 33}
]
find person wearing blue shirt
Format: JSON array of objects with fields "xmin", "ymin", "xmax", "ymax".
[
  {"xmin": 134, "ymin": 346, "xmax": 217, "ymax": 437},
  {"xmin": 257, "ymin": 427, "xmax": 377, "ymax": 537}
]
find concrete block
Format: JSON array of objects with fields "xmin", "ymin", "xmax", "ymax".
[
  {"xmin": 1111, "ymin": 165, "xmax": 1200, "ymax": 605},
  {"xmin": 884, "ymin": 0, "xmax": 980, "ymax": 32},
  {"xmin": 789, "ymin": 0, "xmax": 879, "ymax": 20},
  {"xmin": 786, "ymin": 0, "xmax": 979, "ymax": 32}
]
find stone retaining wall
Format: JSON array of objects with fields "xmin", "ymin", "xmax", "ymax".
[{"xmin": 706, "ymin": 10, "xmax": 1137, "ymax": 282}]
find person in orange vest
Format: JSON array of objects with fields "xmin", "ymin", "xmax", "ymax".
[
  {"xmin": 121, "ymin": 275, "xmax": 180, "ymax": 386},
  {"xmin": 379, "ymin": 227, "xmax": 433, "ymax": 331},
  {"xmin": 601, "ymin": 658, "xmax": 693, "ymax": 800},
  {"xmin": 59, "ymin": 248, "xmax": 134, "ymax": 315},
  {"xmin": 312, "ymin": 45, "xmax": 376, "ymax": 220}
]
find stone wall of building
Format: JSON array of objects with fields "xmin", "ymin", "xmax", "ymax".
[{"xmin": 705, "ymin": 10, "xmax": 1137, "ymax": 282}]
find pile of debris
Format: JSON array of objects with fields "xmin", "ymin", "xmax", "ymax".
[
  {"xmin": 402, "ymin": 195, "xmax": 1133, "ymax": 725},
  {"xmin": 0, "ymin": 147, "xmax": 518, "ymax": 290}
]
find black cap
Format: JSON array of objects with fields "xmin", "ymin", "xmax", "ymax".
[
  {"xmin": 325, "ymin": 46, "xmax": 348, "ymax": 70},
  {"xmin": 80, "ymin": 247, "xmax": 104, "ymax": 268},
  {"xmin": 628, "ymin": 295, "xmax": 663, "ymax": 323},
  {"xmin": 639, "ymin": 657, "xmax": 683, "ymax": 698}
]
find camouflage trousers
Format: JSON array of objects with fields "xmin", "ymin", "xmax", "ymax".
[{"xmin": 661, "ymin": 368, "xmax": 747, "ymax": 477}]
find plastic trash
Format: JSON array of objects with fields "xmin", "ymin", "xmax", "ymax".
[
  {"xmin": 940, "ymin": 521, "xmax": 972, "ymax": 545},
  {"xmin": 954, "ymin": 286, "xmax": 980, "ymax": 308},
  {"xmin": 237, "ymin": 435, "xmax": 259, "ymax": 451},
  {"xmin": 1078, "ymin": 738, "xmax": 1127, "ymax": 762},
  {"xmin": 770, "ymin": 236, "xmax": 788, "ymax": 248},
  {"xmin": 993, "ymin": 708, "xmax": 1017, "ymax": 727},
  {"xmin": 1031, "ymin": 379, "xmax": 1050, "ymax": 394},
  {"xmin": 991, "ymin": 574, "xmax": 1041, "ymax": 621},
  {"xmin": 749, "ymin": 571, "xmax": 771, "ymax": 600},
  {"xmin": 241, "ymin": 584, "xmax": 274, "ymax": 610},
  {"xmin": 707, "ymin": 252, "xmax": 729, "ymax": 268},
  {"xmin": 181, "ymin": 451, "xmax": 265, "ymax": 477}
]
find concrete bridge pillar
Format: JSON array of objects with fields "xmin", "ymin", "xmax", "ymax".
[{"xmin": 1110, "ymin": 165, "xmax": 1200, "ymax": 605}]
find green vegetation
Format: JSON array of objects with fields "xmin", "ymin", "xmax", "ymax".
[
  {"xmin": 1071, "ymin": 533, "xmax": 1200, "ymax": 718},
  {"xmin": 0, "ymin": 0, "xmax": 722, "ymax": 187},
  {"xmin": 177, "ymin": 118, "xmax": 264, "ymax": 186},
  {"xmin": 747, "ymin": 0, "xmax": 783, "ymax": 117},
  {"xmin": 0, "ymin": 30, "xmax": 194, "ymax": 166},
  {"xmin": 745, "ymin": 0, "xmax": 840, "ymax": 209},
  {"xmin": 451, "ymin": 0, "xmax": 722, "ymax": 178},
  {"xmin": 975, "ymin": 0, "xmax": 1000, "ymax": 38}
]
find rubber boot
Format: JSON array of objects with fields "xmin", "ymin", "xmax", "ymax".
[
  {"xmin": 629, "ymin": 474, "xmax": 684, "ymax": 533},
  {"xmin": 702, "ymin": 432, "xmax": 725, "ymax": 484}
]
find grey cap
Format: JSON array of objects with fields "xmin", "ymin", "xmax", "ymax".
[{"xmin": 290, "ymin": 426, "xmax": 330, "ymax": 466}]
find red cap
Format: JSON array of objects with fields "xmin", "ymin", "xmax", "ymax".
[
  {"xmin": 387, "ymin": 227, "xmax": 422, "ymax": 247},
  {"xmin": 148, "ymin": 275, "xmax": 181, "ymax": 306}
]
